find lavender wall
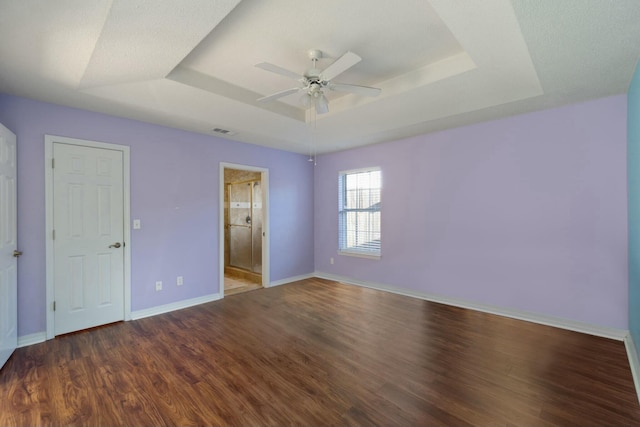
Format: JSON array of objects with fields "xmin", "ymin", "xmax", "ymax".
[
  {"xmin": 0, "ymin": 94, "xmax": 314, "ymax": 337},
  {"xmin": 315, "ymin": 95, "xmax": 628, "ymax": 329}
]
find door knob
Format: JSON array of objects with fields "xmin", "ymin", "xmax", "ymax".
[
  {"xmin": 109, "ymin": 242, "xmax": 122, "ymax": 249},
  {"xmin": 13, "ymin": 250, "xmax": 22, "ymax": 257}
]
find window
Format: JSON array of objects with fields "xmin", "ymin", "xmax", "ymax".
[{"xmin": 338, "ymin": 168, "xmax": 381, "ymax": 257}]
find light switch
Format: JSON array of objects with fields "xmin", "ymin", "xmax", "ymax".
[{"xmin": 133, "ymin": 219, "xmax": 141, "ymax": 229}]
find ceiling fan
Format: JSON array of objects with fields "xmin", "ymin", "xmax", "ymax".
[{"xmin": 255, "ymin": 49, "xmax": 381, "ymax": 114}]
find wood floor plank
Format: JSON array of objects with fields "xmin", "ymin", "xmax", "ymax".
[{"xmin": 1, "ymin": 278, "xmax": 639, "ymax": 426}]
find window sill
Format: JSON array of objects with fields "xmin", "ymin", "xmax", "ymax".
[{"xmin": 338, "ymin": 250, "xmax": 381, "ymax": 260}]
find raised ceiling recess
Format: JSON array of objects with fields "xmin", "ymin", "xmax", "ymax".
[{"xmin": 0, "ymin": 0, "xmax": 639, "ymax": 153}]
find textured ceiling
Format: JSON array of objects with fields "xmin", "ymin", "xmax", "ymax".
[{"xmin": 0, "ymin": 0, "xmax": 639, "ymax": 155}]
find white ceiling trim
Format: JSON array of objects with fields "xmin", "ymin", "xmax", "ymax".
[
  {"xmin": 79, "ymin": 0, "xmax": 241, "ymax": 89},
  {"xmin": 304, "ymin": 0, "xmax": 543, "ymax": 152},
  {"xmin": 320, "ymin": 52, "xmax": 477, "ymax": 120},
  {"xmin": 81, "ymin": 0, "xmax": 542, "ymax": 153},
  {"xmin": 82, "ymin": 78, "xmax": 311, "ymax": 153},
  {"xmin": 1, "ymin": 0, "xmax": 638, "ymax": 155},
  {"xmin": 0, "ymin": 0, "xmax": 112, "ymax": 88},
  {"xmin": 166, "ymin": 66, "xmax": 304, "ymax": 121}
]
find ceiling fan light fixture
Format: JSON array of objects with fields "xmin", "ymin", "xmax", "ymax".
[
  {"xmin": 315, "ymin": 92, "xmax": 329, "ymax": 114},
  {"xmin": 300, "ymin": 93, "xmax": 312, "ymax": 108}
]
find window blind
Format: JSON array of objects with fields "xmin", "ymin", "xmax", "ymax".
[{"xmin": 338, "ymin": 168, "xmax": 381, "ymax": 256}]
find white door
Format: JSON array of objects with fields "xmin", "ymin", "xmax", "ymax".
[
  {"xmin": 53, "ymin": 143, "xmax": 125, "ymax": 335},
  {"xmin": 0, "ymin": 123, "xmax": 17, "ymax": 370}
]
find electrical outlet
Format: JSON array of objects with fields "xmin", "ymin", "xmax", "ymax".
[
  {"xmin": 330, "ymin": 257, "xmax": 334, "ymax": 265},
  {"xmin": 177, "ymin": 276, "xmax": 183, "ymax": 286},
  {"xmin": 155, "ymin": 281, "xmax": 162, "ymax": 291},
  {"xmin": 133, "ymin": 219, "xmax": 141, "ymax": 229}
]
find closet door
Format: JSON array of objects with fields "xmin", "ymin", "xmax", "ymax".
[{"xmin": 0, "ymin": 123, "xmax": 18, "ymax": 371}]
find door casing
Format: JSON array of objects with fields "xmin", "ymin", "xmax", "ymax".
[
  {"xmin": 45, "ymin": 135, "xmax": 131, "ymax": 339},
  {"xmin": 219, "ymin": 162, "xmax": 269, "ymax": 296}
]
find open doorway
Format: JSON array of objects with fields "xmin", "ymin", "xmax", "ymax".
[{"xmin": 220, "ymin": 163, "xmax": 269, "ymax": 297}]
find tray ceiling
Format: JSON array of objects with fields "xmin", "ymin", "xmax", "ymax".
[{"xmin": 0, "ymin": 0, "xmax": 639, "ymax": 154}]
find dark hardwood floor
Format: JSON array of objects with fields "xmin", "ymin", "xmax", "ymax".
[{"xmin": 1, "ymin": 278, "xmax": 639, "ymax": 426}]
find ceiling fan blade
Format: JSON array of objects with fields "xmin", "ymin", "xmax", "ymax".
[
  {"xmin": 255, "ymin": 62, "xmax": 301, "ymax": 80},
  {"xmin": 320, "ymin": 51, "xmax": 361, "ymax": 81},
  {"xmin": 257, "ymin": 87, "xmax": 301, "ymax": 103},
  {"xmin": 328, "ymin": 83, "xmax": 381, "ymax": 97}
]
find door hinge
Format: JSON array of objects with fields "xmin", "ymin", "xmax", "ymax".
[
  {"xmin": 52, "ymin": 158, "xmax": 55, "ymax": 169},
  {"xmin": 52, "ymin": 229, "xmax": 55, "ymax": 240},
  {"xmin": 53, "ymin": 301, "xmax": 56, "ymax": 311}
]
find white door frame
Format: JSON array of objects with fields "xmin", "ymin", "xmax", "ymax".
[
  {"xmin": 45, "ymin": 135, "xmax": 131, "ymax": 339},
  {"xmin": 219, "ymin": 162, "xmax": 270, "ymax": 296}
]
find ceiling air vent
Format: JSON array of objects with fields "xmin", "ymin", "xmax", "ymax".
[{"xmin": 212, "ymin": 127, "xmax": 236, "ymax": 136}]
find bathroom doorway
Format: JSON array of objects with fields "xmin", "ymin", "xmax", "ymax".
[{"xmin": 220, "ymin": 163, "xmax": 269, "ymax": 296}]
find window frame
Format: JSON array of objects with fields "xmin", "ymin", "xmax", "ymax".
[{"xmin": 338, "ymin": 167, "xmax": 381, "ymax": 259}]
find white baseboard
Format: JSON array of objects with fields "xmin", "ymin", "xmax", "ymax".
[
  {"xmin": 131, "ymin": 293, "xmax": 221, "ymax": 320},
  {"xmin": 624, "ymin": 334, "xmax": 640, "ymax": 404},
  {"xmin": 16, "ymin": 294, "xmax": 223, "ymax": 348},
  {"xmin": 17, "ymin": 332, "xmax": 46, "ymax": 348},
  {"xmin": 269, "ymin": 273, "xmax": 315, "ymax": 288},
  {"xmin": 315, "ymin": 271, "xmax": 628, "ymax": 341}
]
